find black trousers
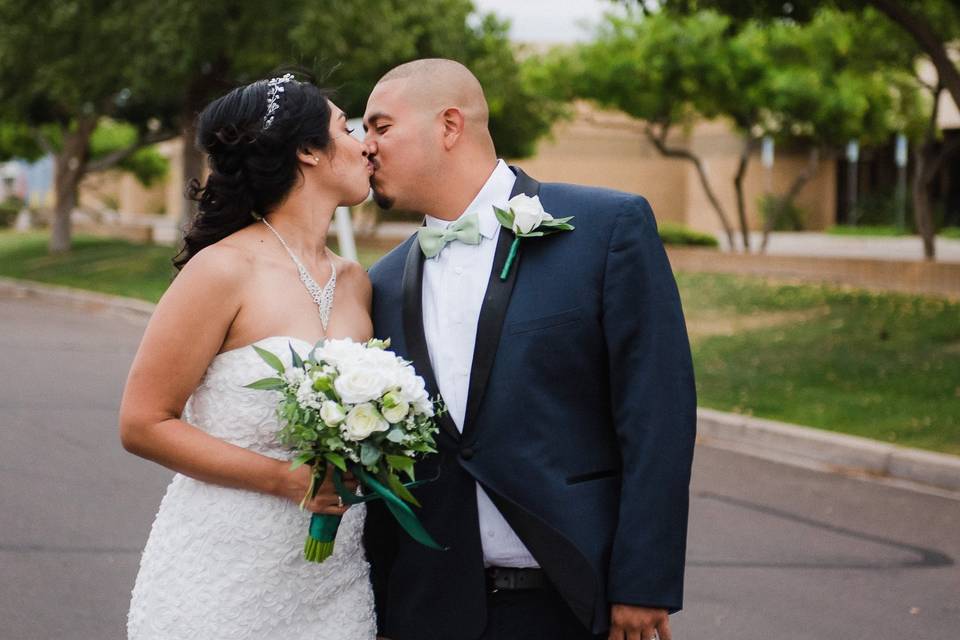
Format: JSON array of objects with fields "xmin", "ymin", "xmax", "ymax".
[{"xmin": 477, "ymin": 587, "xmax": 606, "ymax": 640}]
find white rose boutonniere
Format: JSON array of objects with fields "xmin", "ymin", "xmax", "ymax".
[{"xmin": 493, "ymin": 194, "xmax": 574, "ymax": 280}]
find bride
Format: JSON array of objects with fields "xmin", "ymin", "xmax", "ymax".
[{"xmin": 120, "ymin": 74, "xmax": 377, "ymax": 639}]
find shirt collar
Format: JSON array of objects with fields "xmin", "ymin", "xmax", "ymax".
[{"xmin": 424, "ymin": 159, "xmax": 516, "ymax": 240}]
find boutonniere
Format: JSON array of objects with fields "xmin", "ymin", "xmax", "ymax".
[{"xmin": 493, "ymin": 194, "xmax": 574, "ymax": 281}]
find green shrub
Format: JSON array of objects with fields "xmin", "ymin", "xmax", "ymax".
[
  {"xmin": 658, "ymin": 222, "xmax": 718, "ymax": 247},
  {"xmin": 939, "ymin": 227, "xmax": 960, "ymax": 239},
  {"xmin": 759, "ymin": 194, "xmax": 806, "ymax": 231},
  {"xmin": 0, "ymin": 197, "xmax": 23, "ymax": 228},
  {"xmin": 848, "ymin": 190, "xmax": 912, "ymax": 229}
]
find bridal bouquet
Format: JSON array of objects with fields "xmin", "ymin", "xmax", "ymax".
[{"xmin": 245, "ymin": 337, "xmax": 445, "ymax": 562}]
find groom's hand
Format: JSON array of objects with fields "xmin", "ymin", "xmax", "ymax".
[{"xmin": 608, "ymin": 604, "xmax": 671, "ymax": 640}]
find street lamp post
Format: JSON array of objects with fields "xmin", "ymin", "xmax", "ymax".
[
  {"xmin": 846, "ymin": 139, "xmax": 860, "ymax": 225},
  {"xmin": 895, "ymin": 133, "xmax": 908, "ymax": 230}
]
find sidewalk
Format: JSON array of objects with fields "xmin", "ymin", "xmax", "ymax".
[{"xmin": 719, "ymin": 231, "xmax": 960, "ymax": 263}]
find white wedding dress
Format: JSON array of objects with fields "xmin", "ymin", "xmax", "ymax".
[{"xmin": 127, "ymin": 336, "xmax": 375, "ymax": 640}]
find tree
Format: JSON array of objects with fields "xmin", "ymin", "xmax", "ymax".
[
  {"xmin": 0, "ymin": 0, "xmax": 179, "ymax": 253},
  {"xmin": 124, "ymin": 1, "xmax": 304, "ymax": 225},
  {"xmin": 569, "ymin": 10, "xmax": 741, "ymax": 247},
  {"xmin": 747, "ymin": 10, "xmax": 926, "ymax": 249},
  {"xmin": 645, "ymin": 0, "xmax": 955, "ymax": 258},
  {"xmin": 291, "ymin": 0, "xmax": 563, "ymax": 159},
  {"xmin": 120, "ymin": 0, "xmax": 563, "ymax": 227},
  {"xmin": 0, "ymin": 0, "xmax": 566, "ymax": 254},
  {"xmin": 639, "ymin": 1, "xmax": 960, "ymax": 119}
]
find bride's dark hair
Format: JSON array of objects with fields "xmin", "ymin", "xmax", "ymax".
[{"xmin": 173, "ymin": 76, "xmax": 333, "ymax": 270}]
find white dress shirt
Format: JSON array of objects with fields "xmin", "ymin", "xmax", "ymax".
[{"xmin": 422, "ymin": 159, "xmax": 538, "ymax": 568}]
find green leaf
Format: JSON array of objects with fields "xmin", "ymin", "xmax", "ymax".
[
  {"xmin": 289, "ymin": 452, "xmax": 315, "ymax": 470},
  {"xmin": 548, "ymin": 216, "xmax": 575, "ymax": 225},
  {"xmin": 289, "ymin": 343, "xmax": 304, "ymax": 369},
  {"xmin": 243, "ymin": 377, "xmax": 285, "ymax": 390},
  {"xmin": 518, "ymin": 231, "xmax": 546, "ymax": 238},
  {"xmin": 493, "ymin": 206, "xmax": 515, "ymax": 229},
  {"xmin": 386, "ymin": 427, "xmax": 406, "ymax": 443},
  {"xmin": 385, "ymin": 454, "xmax": 416, "ymax": 481},
  {"xmin": 361, "ymin": 442, "xmax": 382, "ymax": 467},
  {"xmin": 252, "ymin": 346, "xmax": 285, "ymax": 374},
  {"xmin": 386, "ymin": 471, "xmax": 421, "ymax": 507},
  {"xmin": 325, "ymin": 452, "xmax": 347, "ymax": 472}
]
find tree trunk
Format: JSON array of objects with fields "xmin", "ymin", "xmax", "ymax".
[
  {"xmin": 761, "ymin": 147, "xmax": 820, "ymax": 253},
  {"xmin": 912, "ymin": 149, "xmax": 936, "ymax": 261},
  {"xmin": 644, "ymin": 124, "xmax": 737, "ymax": 249},
  {"xmin": 733, "ymin": 135, "xmax": 753, "ymax": 252},
  {"xmin": 913, "ymin": 136, "xmax": 960, "ymax": 261},
  {"xmin": 178, "ymin": 62, "xmax": 230, "ymax": 236},
  {"xmin": 179, "ymin": 114, "xmax": 203, "ymax": 230},
  {"xmin": 867, "ymin": 0, "xmax": 960, "ymax": 117},
  {"xmin": 49, "ymin": 116, "xmax": 98, "ymax": 254}
]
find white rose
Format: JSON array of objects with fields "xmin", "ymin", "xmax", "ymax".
[
  {"xmin": 334, "ymin": 367, "xmax": 389, "ymax": 404},
  {"xmin": 342, "ymin": 403, "xmax": 389, "ymax": 441},
  {"xmin": 315, "ymin": 338, "xmax": 365, "ymax": 367},
  {"xmin": 414, "ymin": 397, "xmax": 435, "ymax": 417},
  {"xmin": 396, "ymin": 371, "xmax": 428, "ymax": 404},
  {"xmin": 508, "ymin": 194, "xmax": 552, "ymax": 235},
  {"xmin": 383, "ymin": 403, "xmax": 410, "ymax": 424},
  {"xmin": 320, "ymin": 401, "xmax": 346, "ymax": 426}
]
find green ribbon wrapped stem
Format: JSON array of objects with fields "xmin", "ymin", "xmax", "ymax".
[{"xmin": 304, "ymin": 513, "xmax": 341, "ymax": 563}]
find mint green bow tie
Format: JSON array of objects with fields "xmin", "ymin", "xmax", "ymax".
[{"xmin": 417, "ymin": 212, "xmax": 481, "ymax": 258}]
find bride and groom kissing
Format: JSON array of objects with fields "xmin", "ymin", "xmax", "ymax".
[{"xmin": 120, "ymin": 58, "xmax": 696, "ymax": 640}]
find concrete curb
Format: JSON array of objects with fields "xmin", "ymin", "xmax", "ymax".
[
  {"xmin": 0, "ymin": 277, "xmax": 155, "ymax": 321},
  {"xmin": 3, "ymin": 277, "xmax": 958, "ymax": 494},
  {"xmin": 697, "ymin": 408, "xmax": 960, "ymax": 493}
]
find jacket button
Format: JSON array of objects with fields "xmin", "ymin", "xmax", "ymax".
[{"xmin": 460, "ymin": 447, "xmax": 475, "ymax": 460}]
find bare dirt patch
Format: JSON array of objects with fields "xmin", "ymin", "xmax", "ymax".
[{"xmin": 686, "ymin": 308, "xmax": 830, "ymax": 340}]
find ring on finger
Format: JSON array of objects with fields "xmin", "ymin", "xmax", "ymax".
[{"xmin": 337, "ymin": 495, "xmax": 344, "ymax": 509}]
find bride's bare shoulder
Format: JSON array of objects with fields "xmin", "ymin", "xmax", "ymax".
[
  {"xmin": 329, "ymin": 252, "xmax": 371, "ymax": 299},
  {"xmin": 173, "ymin": 232, "xmax": 257, "ymax": 292}
]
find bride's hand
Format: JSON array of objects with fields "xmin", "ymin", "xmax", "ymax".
[{"xmin": 277, "ymin": 463, "xmax": 359, "ymax": 515}]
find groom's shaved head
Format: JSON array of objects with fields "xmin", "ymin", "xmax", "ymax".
[
  {"xmin": 374, "ymin": 59, "xmax": 490, "ymax": 128},
  {"xmin": 364, "ymin": 58, "xmax": 498, "ymax": 217}
]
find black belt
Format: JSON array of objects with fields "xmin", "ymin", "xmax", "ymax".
[{"xmin": 485, "ymin": 567, "xmax": 548, "ymax": 592}]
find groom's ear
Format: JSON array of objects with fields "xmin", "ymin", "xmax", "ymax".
[{"xmin": 440, "ymin": 107, "xmax": 465, "ymax": 150}]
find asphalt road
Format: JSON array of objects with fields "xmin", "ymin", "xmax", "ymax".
[{"xmin": 1, "ymin": 293, "xmax": 957, "ymax": 640}]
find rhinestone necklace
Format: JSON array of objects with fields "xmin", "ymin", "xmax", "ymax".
[{"xmin": 261, "ymin": 218, "xmax": 336, "ymax": 331}]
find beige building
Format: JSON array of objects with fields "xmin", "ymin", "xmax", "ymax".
[
  {"xmin": 515, "ymin": 102, "xmax": 838, "ymax": 236},
  {"xmin": 79, "ymin": 103, "xmax": 842, "ymax": 239}
]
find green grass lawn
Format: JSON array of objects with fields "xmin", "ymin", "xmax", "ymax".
[
  {"xmin": 0, "ymin": 232, "xmax": 178, "ymax": 302},
  {"xmin": 826, "ymin": 224, "xmax": 912, "ymax": 236},
  {"xmin": 679, "ymin": 272, "xmax": 960, "ymax": 455},
  {"xmin": 0, "ymin": 231, "xmax": 387, "ymax": 303},
  {"xmin": 2, "ymin": 231, "xmax": 958, "ymax": 454}
]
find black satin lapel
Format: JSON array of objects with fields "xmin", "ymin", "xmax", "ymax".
[
  {"xmin": 509, "ymin": 167, "xmax": 540, "ymax": 201},
  {"xmin": 402, "ymin": 239, "xmax": 460, "ymax": 442},
  {"xmin": 461, "ymin": 167, "xmax": 541, "ymax": 437}
]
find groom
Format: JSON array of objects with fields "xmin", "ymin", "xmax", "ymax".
[{"xmin": 362, "ymin": 59, "xmax": 696, "ymax": 640}]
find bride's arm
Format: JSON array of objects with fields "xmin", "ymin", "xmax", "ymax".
[{"xmin": 118, "ymin": 245, "xmax": 347, "ymax": 514}]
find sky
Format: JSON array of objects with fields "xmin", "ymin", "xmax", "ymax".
[{"xmin": 471, "ymin": 0, "xmax": 619, "ymax": 43}]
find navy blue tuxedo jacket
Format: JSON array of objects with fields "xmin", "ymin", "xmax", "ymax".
[{"xmin": 363, "ymin": 168, "xmax": 697, "ymax": 640}]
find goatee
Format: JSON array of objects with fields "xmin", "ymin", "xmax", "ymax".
[{"xmin": 370, "ymin": 178, "xmax": 394, "ymax": 210}]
